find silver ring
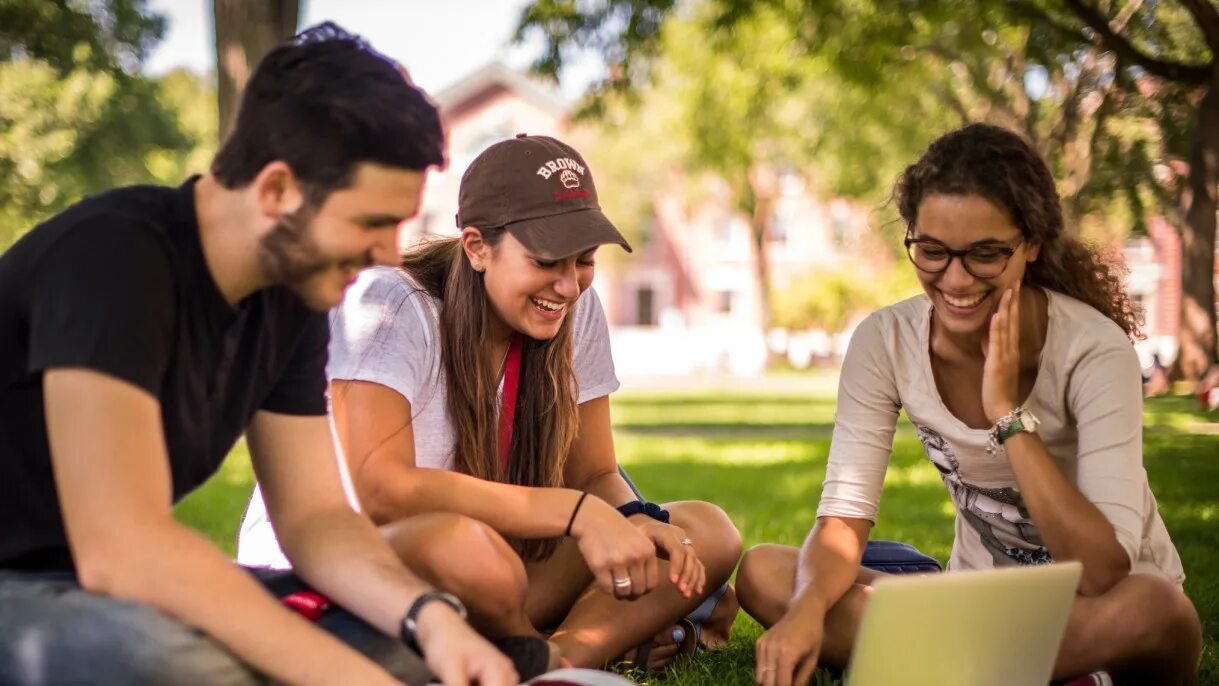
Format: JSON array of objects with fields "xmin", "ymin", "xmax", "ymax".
[
  {"xmin": 680, "ymin": 537, "xmax": 694, "ymax": 546},
  {"xmin": 613, "ymin": 577, "xmax": 632, "ymax": 588}
]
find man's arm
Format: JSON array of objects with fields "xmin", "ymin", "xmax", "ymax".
[
  {"xmin": 247, "ymin": 409, "xmax": 515, "ymax": 686},
  {"xmin": 43, "ymin": 368, "xmax": 400, "ymax": 686}
]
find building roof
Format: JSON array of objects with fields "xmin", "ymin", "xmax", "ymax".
[{"xmin": 432, "ymin": 62, "xmax": 569, "ymax": 120}]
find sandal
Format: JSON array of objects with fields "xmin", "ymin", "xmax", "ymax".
[{"xmin": 617, "ymin": 618, "xmax": 699, "ymax": 672}]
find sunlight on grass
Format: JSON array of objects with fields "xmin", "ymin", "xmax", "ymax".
[
  {"xmin": 1156, "ymin": 502, "xmax": 1218, "ymax": 523},
  {"xmin": 174, "ymin": 385, "xmax": 1219, "ymax": 685},
  {"xmin": 617, "ymin": 435, "xmax": 829, "ymax": 466}
]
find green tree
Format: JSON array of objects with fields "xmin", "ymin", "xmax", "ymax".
[
  {"xmin": 519, "ymin": 0, "xmax": 1219, "ymax": 379},
  {"xmin": 0, "ymin": 0, "xmax": 189, "ymax": 249},
  {"xmin": 148, "ymin": 68, "xmax": 219, "ymax": 184},
  {"xmin": 774, "ymin": 268, "xmax": 923, "ymax": 333},
  {"xmin": 526, "ymin": 2, "xmax": 956, "ymax": 332},
  {"xmin": 1038, "ymin": 0, "xmax": 1217, "ymax": 380}
]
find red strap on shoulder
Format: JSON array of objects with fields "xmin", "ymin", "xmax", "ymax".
[{"xmin": 498, "ymin": 333, "xmax": 524, "ymax": 472}]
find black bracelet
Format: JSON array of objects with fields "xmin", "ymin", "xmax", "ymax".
[
  {"xmin": 400, "ymin": 590, "xmax": 466, "ymax": 651},
  {"xmin": 617, "ymin": 500, "xmax": 670, "ymax": 524},
  {"xmin": 565, "ymin": 491, "xmax": 590, "ymax": 537}
]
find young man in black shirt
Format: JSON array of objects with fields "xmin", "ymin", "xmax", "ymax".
[{"xmin": 0, "ymin": 24, "xmax": 517, "ymax": 686}]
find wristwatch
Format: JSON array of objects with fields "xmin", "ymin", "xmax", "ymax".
[
  {"xmin": 987, "ymin": 406, "xmax": 1041, "ymax": 454},
  {"xmin": 400, "ymin": 590, "xmax": 467, "ymax": 651}
]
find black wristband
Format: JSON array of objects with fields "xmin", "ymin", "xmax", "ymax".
[
  {"xmin": 617, "ymin": 500, "xmax": 670, "ymax": 524},
  {"xmin": 400, "ymin": 590, "xmax": 466, "ymax": 651},
  {"xmin": 565, "ymin": 491, "xmax": 590, "ymax": 537}
]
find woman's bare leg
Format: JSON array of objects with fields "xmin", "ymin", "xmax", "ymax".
[
  {"xmin": 736, "ymin": 543, "xmax": 881, "ymax": 669},
  {"xmin": 1054, "ymin": 573, "xmax": 1202, "ymax": 684},
  {"xmin": 524, "ymin": 501, "xmax": 742, "ymax": 668},
  {"xmin": 739, "ymin": 544, "xmax": 1203, "ymax": 683},
  {"xmin": 381, "ymin": 512, "xmax": 535, "ymax": 638}
]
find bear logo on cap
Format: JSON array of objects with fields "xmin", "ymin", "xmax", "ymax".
[{"xmin": 559, "ymin": 169, "xmax": 581, "ymax": 189}]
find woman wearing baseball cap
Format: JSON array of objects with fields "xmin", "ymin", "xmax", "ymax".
[{"xmin": 239, "ymin": 135, "xmax": 741, "ymax": 672}]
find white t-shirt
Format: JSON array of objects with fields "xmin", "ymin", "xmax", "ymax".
[
  {"xmin": 817, "ymin": 290, "xmax": 1185, "ymax": 584},
  {"xmin": 237, "ymin": 266, "xmax": 620, "ymax": 568}
]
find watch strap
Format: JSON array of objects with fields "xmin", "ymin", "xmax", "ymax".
[
  {"xmin": 996, "ymin": 416, "xmax": 1027, "ymax": 444},
  {"xmin": 400, "ymin": 590, "xmax": 467, "ymax": 650}
]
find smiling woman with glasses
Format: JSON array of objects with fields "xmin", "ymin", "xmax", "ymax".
[
  {"xmin": 904, "ymin": 234, "xmax": 1024, "ymax": 279},
  {"xmin": 737, "ymin": 123, "xmax": 1201, "ymax": 686}
]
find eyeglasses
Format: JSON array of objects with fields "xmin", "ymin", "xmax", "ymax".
[{"xmin": 904, "ymin": 234, "xmax": 1024, "ymax": 279}]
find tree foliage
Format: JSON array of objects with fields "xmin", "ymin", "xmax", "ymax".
[
  {"xmin": 519, "ymin": 0, "xmax": 1219, "ymax": 375},
  {"xmin": 528, "ymin": 2, "xmax": 960, "ymax": 331},
  {"xmin": 1040, "ymin": 0, "xmax": 1218, "ymax": 379},
  {"xmin": 0, "ymin": 0, "xmax": 165, "ymax": 74},
  {"xmin": 0, "ymin": 0, "xmax": 191, "ymax": 249}
]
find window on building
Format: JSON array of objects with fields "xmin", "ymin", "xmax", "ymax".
[{"xmin": 635, "ymin": 286, "xmax": 656, "ymax": 326}]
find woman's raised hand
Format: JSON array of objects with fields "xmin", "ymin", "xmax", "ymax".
[
  {"xmin": 982, "ymin": 282, "xmax": 1022, "ymax": 425},
  {"xmin": 568, "ymin": 495, "xmax": 662, "ymax": 599}
]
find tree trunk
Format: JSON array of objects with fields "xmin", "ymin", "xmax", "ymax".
[
  {"xmin": 1175, "ymin": 81, "xmax": 1219, "ymax": 380},
  {"xmin": 750, "ymin": 205, "xmax": 774, "ymax": 333},
  {"xmin": 746, "ymin": 164, "xmax": 778, "ymax": 336},
  {"xmin": 213, "ymin": 0, "xmax": 300, "ymax": 141}
]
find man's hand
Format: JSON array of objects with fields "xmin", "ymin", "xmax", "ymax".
[{"xmin": 413, "ymin": 603, "xmax": 517, "ymax": 686}]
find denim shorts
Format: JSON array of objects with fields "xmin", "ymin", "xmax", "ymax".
[{"xmin": 0, "ymin": 567, "xmax": 431, "ymax": 685}]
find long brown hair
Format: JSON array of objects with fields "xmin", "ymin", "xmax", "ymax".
[
  {"xmin": 400, "ymin": 230, "xmax": 578, "ymax": 561},
  {"xmin": 894, "ymin": 123, "xmax": 1141, "ymax": 339}
]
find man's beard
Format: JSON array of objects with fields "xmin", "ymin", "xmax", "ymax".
[{"xmin": 258, "ymin": 204, "xmax": 329, "ymax": 286}]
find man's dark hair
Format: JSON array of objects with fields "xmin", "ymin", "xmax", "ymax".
[{"xmin": 211, "ymin": 22, "xmax": 445, "ymax": 203}]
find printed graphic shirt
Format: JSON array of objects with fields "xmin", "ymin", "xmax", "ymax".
[{"xmin": 817, "ymin": 290, "xmax": 1184, "ymax": 583}]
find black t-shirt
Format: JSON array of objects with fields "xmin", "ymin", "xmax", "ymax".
[{"xmin": 0, "ymin": 178, "xmax": 329, "ymax": 571}]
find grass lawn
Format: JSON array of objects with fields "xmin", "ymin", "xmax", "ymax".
[{"xmin": 175, "ymin": 373, "xmax": 1218, "ymax": 685}]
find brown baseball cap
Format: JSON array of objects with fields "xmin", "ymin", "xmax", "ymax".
[{"xmin": 456, "ymin": 134, "xmax": 632, "ymax": 258}]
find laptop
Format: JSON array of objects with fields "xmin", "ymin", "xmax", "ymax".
[{"xmin": 847, "ymin": 561, "xmax": 1082, "ymax": 686}]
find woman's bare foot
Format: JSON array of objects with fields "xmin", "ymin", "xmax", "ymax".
[{"xmin": 699, "ymin": 584, "xmax": 738, "ymax": 650}]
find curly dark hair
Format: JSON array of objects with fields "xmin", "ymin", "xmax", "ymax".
[{"xmin": 893, "ymin": 123, "xmax": 1141, "ymax": 339}]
